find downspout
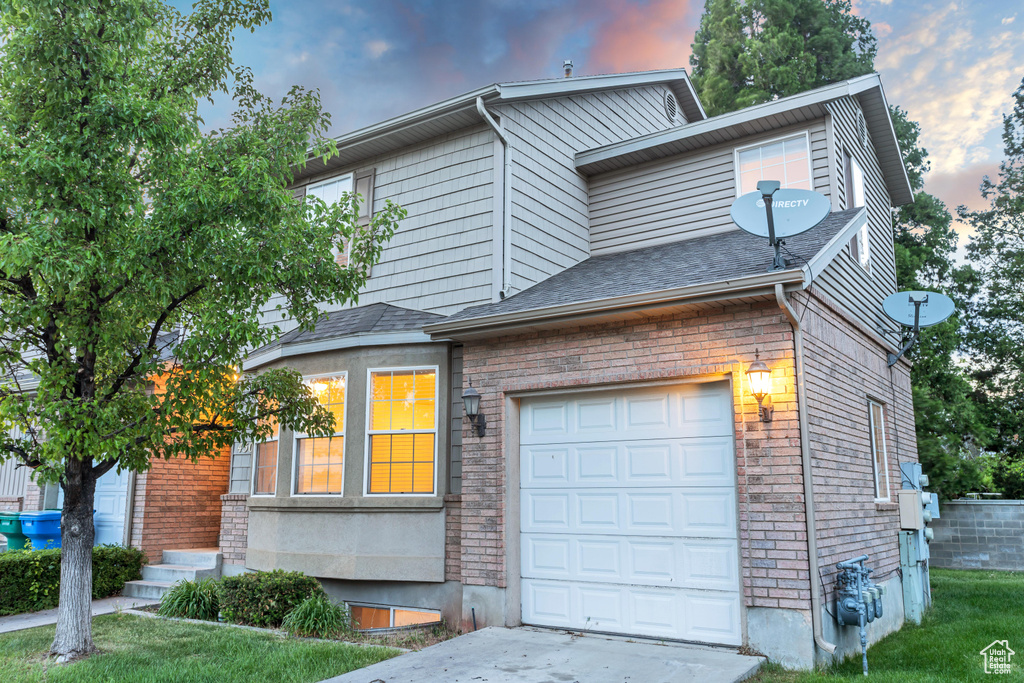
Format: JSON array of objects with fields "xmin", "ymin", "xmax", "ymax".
[
  {"xmin": 476, "ymin": 96, "xmax": 512, "ymax": 298},
  {"xmin": 775, "ymin": 283, "xmax": 837, "ymax": 657}
]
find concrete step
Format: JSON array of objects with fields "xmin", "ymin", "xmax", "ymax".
[
  {"xmin": 160, "ymin": 548, "xmax": 222, "ymax": 569},
  {"xmin": 122, "ymin": 579, "xmax": 175, "ymax": 600},
  {"xmin": 141, "ymin": 563, "xmax": 220, "ymax": 583}
]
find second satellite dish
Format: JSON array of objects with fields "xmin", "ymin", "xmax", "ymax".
[
  {"xmin": 730, "ymin": 188, "xmax": 832, "ymax": 239},
  {"xmin": 882, "ymin": 291, "xmax": 955, "ymax": 328}
]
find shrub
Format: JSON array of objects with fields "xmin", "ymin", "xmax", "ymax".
[
  {"xmin": 0, "ymin": 544, "xmax": 145, "ymax": 616},
  {"xmin": 158, "ymin": 577, "xmax": 220, "ymax": 621},
  {"xmin": 219, "ymin": 570, "xmax": 324, "ymax": 628},
  {"xmin": 282, "ymin": 593, "xmax": 352, "ymax": 639}
]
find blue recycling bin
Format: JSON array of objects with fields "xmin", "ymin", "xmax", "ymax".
[{"xmin": 20, "ymin": 510, "xmax": 62, "ymax": 549}]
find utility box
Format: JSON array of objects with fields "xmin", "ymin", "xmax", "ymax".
[{"xmin": 899, "ymin": 489, "xmax": 924, "ymax": 530}]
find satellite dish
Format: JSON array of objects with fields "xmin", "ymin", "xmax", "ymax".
[
  {"xmin": 882, "ymin": 291, "xmax": 955, "ymax": 328},
  {"xmin": 730, "ymin": 188, "xmax": 832, "ymax": 239},
  {"xmin": 882, "ymin": 290, "xmax": 956, "ymax": 367}
]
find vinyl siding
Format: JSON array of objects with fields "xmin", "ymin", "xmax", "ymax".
[
  {"xmin": 260, "ymin": 124, "xmax": 495, "ymax": 333},
  {"xmin": 494, "ymin": 85, "xmax": 681, "ymax": 294},
  {"xmin": 814, "ymin": 97, "xmax": 899, "ymax": 341},
  {"xmin": 588, "ymin": 120, "xmax": 830, "ymax": 255},
  {"xmin": 0, "ymin": 458, "xmax": 29, "ymax": 499}
]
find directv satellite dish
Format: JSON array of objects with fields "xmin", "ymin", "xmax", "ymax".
[
  {"xmin": 882, "ymin": 290, "xmax": 956, "ymax": 367},
  {"xmin": 730, "ymin": 181, "xmax": 831, "ymax": 270}
]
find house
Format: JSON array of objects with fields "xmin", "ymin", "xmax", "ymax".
[{"xmin": 218, "ymin": 67, "xmax": 919, "ymax": 669}]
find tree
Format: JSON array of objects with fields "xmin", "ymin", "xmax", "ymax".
[
  {"xmin": 0, "ymin": 0, "xmax": 403, "ymax": 661},
  {"xmin": 689, "ymin": 0, "xmax": 876, "ymax": 116},
  {"xmin": 959, "ymin": 77, "xmax": 1024, "ymax": 497}
]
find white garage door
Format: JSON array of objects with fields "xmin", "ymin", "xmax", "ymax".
[
  {"xmin": 520, "ymin": 382, "xmax": 742, "ymax": 645},
  {"xmin": 58, "ymin": 466, "xmax": 130, "ymax": 546}
]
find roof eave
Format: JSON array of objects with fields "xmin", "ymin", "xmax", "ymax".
[
  {"xmin": 425, "ymin": 268, "xmax": 806, "ymax": 340},
  {"xmin": 243, "ymin": 329, "xmax": 437, "ymax": 371}
]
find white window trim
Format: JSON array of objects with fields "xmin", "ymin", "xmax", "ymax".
[
  {"xmin": 363, "ymin": 365, "xmax": 440, "ymax": 498},
  {"xmin": 306, "ymin": 173, "xmax": 355, "ymax": 265},
  {"xmin": 291, "ymin": 371, "xmax": 348, "ymax": 497},
  {"xmin": 733, "ymin": 131, "xmax": 814, "ymax": 197},
  {"xmin": 250, "ymin": 431, "xmax": 280, "ymax": 498},
  {"xmin": 868, "ymin": 400, "xmax": 891, "ymax": 502}
]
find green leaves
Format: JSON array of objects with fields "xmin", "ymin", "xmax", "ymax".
[{"xmin": 0, "ymin": 2, "xmax": 402, "ymax": 485}]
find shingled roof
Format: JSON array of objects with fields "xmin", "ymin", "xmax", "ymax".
[{"xmin": 426, "ymin": 208, "xmax": 864, "ymax": 337}]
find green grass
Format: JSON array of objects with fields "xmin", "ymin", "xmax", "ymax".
[
  {"xmin": 0, "ymin": 613, "xmax": 398, "ymax": 683},
  {"xmin": 752, "ymin": 568, "xmax": 1024, "ymax": 682}
]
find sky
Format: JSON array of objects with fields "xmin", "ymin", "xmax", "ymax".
[{"xmin": 189, "ymin": 0, "xmax": 1024, "ymax": 251}]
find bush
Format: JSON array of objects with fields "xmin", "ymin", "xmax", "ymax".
[
  {"xmin": 219, "ymin": 570, "xmax": 324, "ymax": 628},
  {"xmin": 0, "ymin": 544, "xmax": 145, "ymax": 616},
  {"xmin": 158, "ymin": 577, "xmax": 220, "ymax": 621},
  {"xmin": 282, "ymin": 593, "xmax": 352, "ymax": 639}
]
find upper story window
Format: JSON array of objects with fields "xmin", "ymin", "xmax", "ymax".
[
  {"xmin": 844, "ymin": 150, "xmax": 871, "ymax": 272},
  {"xmin": 366, "ymin": 368, "xmax": 437, "ymax": 495},
  {"xmin": 293, "ymin": 374, "xmax": 347, "ymax": 496},
  {"xmin": 252, "ymin": 418, "xmax": 279, "ymax": 496},
  {"xmin": 868, "ymin": 400, "xmax": 890, "ymax": 501},
  {"xmin": 307, "ymin": 175, "xmax": 354, "ymax": 266},
  {"xmin": 735, "ymin": 133, "xmax": 812, "ymax": 196}
]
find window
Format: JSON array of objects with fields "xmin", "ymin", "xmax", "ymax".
[
  {"xmin": 844, "ymin": 151, "xmax": 870, "ymax": 272},
  {"xmin": 293, "ymin": 374, "xmax": 347, "ymax": 495},
  {"xmin": 306, "ymin": 174, "xmax": 354, "ymax": 266},
  {"xmin": 350, "ymin": 604, "xmax": 441, "ymax": 630},
  {"xmin": 735, "ymin": 133, "xmax": 812, "ymax": 196},
  {"xmin": 869, "ymin": 401, "xmax": 890, "ymax": 500},
  {"xmin": 366, "ymin": 368, "xmax": 437, "ymax": 495},
  {"xmin": 252, "ymin": 419, "xmax": 279, "ymax": 496},
  {"xmin": 229, "ymin": 441, "xmax": 252, "ymax": 495}
]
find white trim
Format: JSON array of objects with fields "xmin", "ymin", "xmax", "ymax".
[
  {"xmin": 804, "ymin": 208, "xmax": 868, "ymax": 286},
  {"xmin": 243, "ymin": 330, "xmax": 436, "ymax": 371},
  {"xmin": 362, "ymin": 365, "xmax": 440, "ymax": 497},
  {"xmin": 291, "ymin": 371, "xmax": 348, "ymax": 497},
  {"xmin": 733, "ymin": 131, "xmax": 813, "ymax": 197},
  {"xmin": 868, "ymin": 400, "xmax": 891, "ymax": 501}
]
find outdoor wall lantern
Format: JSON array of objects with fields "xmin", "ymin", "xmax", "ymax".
[
  {"xmin": 746, "ymin": 349, "xmax": 774, "ymax": 423},
  {"xmin": 462, "ymin": 383, "xmax": 487, "ymax": 437}
]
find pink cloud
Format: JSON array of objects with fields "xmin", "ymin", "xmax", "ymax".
[{"xmin": 585, "ymin": 0, "xmax": 700, "ymax": 74}]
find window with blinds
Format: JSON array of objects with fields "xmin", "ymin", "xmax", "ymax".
[
  {"xmin": 366, "ymin": 368, "xmax": 437, "ymax": 495},
  {"xmin": 293, "ymin": 374, "xmax": 347, "ymax": 495}
]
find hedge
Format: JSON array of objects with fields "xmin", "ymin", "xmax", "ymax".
[
  {"xmin": 219, "ymin": 569, "xmax": 324, "ymax": 628},
  {"xmin": 0, "ymin": 545, "xmax": 146, "ymax": 616}
]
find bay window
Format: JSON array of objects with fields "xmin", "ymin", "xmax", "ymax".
[{"xmin": 293, "ymin": 373, "xmax": 347, "ymax": 495}]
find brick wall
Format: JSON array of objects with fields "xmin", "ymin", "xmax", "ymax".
[
  {"xmin": 0, "ymin": 496, "xmax": 22, "ymax": 512},
  {"xmin": 801, "ymin": 289, "xmax": 916, "ymax": 602},
  {"xmin": 130, "ymin": 446, "xmax": 230, "ymax": 560},
  {"xmin": 931, "ymin": 500, "xmax": 1024, "ymax": 570},
  {"xmin": 218, "ymin": 493, "xmax": 250, "ymax": 565},
  {"xmin": 22, "ymin": 480, "xmax": 43, "ymax": 511},
  {"xmin": 444, "ymin": 494, "xmax": 462, "ymax": 581},
  {"xmin": 458, "ymin": 301, "xmax": 808, "ymax": 609}
]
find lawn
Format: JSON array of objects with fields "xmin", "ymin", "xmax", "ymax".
[
  {"xmin": 0, "ymin": 612, "xmax": 399, "ymax": 683},
  {"xmin": 752, "ymin": 568, "xmax": 1024, "ymax": 682}
]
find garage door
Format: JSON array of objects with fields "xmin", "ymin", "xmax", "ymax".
[
  {"xmin": 58, "ymin": 466, "xmax": 130, "ymax": 546},
  {"xmin": 520, "ymin": 382, "xmax": 742, "ymax": 645}
]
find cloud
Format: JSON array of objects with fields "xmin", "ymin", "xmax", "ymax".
[
  {"xmin": 365, "ymin": 40, "xmax": 392, "ymax": 59},
  {"xmin": 1002, "ymin": 16, "xmax": 1016, "ymax": 25},
  {"xmin": 582, "ymin": 0, "xmax": 699, "ymax": 74}
]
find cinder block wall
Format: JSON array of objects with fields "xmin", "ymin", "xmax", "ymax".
[{"xmin": 930, "ymin": 500, "xmax": 1024, "ymax": 570}]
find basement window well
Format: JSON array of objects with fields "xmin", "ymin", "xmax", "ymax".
[{"xmin": 350, "ymin": 604, "xmax": 442, "ymax": 631}]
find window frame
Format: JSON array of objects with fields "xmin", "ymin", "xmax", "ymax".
[
  {"xmin": 733, "ymin": 131, "xmax": 814, "ymax": 197},
  {"xmin": 363, "ymin": 365, "xmax": 440, "ymax": 498},
  {"xmin": 305, "ymin": 173, "xmax": 355, "ymax": 266},
  {"xmin": 846, "ymin": 154, "xmax": 871, "ymax": 273},
  {"xmin": 250, "ymin": 423, "xmax": 281, "ymax": 498},
  {"xmin": 290, "ymin": 371, "xmax": 348, "ymax": 498},
  {"xmin": 868, "ymin": 400, "xmax": 891, "ymax": 502},
  {"xmin": 348, "ymin": 602, "xmax": 442, "ymax": 630}
]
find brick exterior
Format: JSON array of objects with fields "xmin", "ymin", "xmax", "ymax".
[
  {"xmin": 444, "ymin": 494, "xmax": 462, "ymax": 581},
  {"xmin": 453, "ymin": 292, "xmax": 916, "ymax": 616},
  {"xmin": 22, "ymin": 480, "xmax": 43, "ymax": 511},
  {"xmin": 0, "ymin": 496, "xmax": 22, "ymax": 512},
  {"xmin": 218, "ymin": 493, "xmax": 250, "ymax": 565},
  {"xmin": 129, "ymin": 446, "xmax": 230, "ymax": 559}
]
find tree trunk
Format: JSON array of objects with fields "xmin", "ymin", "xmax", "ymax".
[{"xmin": 50, "ymin": 457, "xmax": 97, "ymax": 662}]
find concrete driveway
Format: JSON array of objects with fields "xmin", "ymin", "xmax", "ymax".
[{"xmin": 325, "ymin": 627, "xmax": 763, "ymax": 683}]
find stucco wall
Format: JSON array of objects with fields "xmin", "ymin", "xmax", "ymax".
[{"xmin": 930, "ymin": 500, "xmax": 1024, "ymax": 570}]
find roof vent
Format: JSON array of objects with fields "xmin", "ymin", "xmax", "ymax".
[
  {"xmin": 664, "ymin": 90, "xmax": 679, "ymax": 123},
  {"xmin": 563, "ymin": 59, "xmax": 574, "ymax": 78},
  {"xmin": 857, "ymin": 109, "xmax": 868, "ymax": 147}
]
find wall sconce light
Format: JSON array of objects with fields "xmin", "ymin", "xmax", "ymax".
[
  {"xmin": 462, "ymin": 383, "xmax": 487, "ymax": 437},
  {"xmin": 746, "ymin": 349, "xmax": 774, "ymax": 423}
]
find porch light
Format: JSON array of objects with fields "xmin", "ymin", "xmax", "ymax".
[
  {"xmin": 462, "ymin": 383, "xmax": 487, "ymax": 437},
  {"xmin": 746, "ymin": 349, "xmax": 774, "ymax": 423}
]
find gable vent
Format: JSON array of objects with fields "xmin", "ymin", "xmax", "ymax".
[
  {"xmin": 664, "ymin": 91, "xmax": 679, "ymax": 124},
  {"xmin": 857, "ymin": 110, "xmax": 868, "ymax": 148}
]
